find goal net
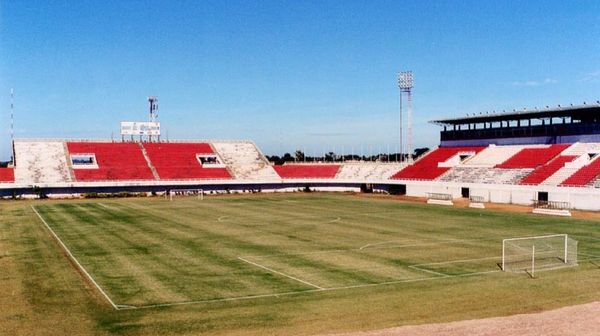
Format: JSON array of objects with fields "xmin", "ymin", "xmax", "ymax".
[
  {"xmin": 427, "ymin": 192, "xmax": 452, "ymax": 201},
  {"xmin": 502, "ymin": 234, "xmax": 577, "ymax": 275},
  {"xmin": 169, "ymin": 188, "xmax": 204, "ymax": 201}
]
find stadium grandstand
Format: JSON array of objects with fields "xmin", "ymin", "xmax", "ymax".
[{"xmin": 5, "ymin": 103, "xmax": 600, "ymax": 211}]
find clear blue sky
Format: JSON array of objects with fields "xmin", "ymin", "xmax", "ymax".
[{"xmin": 1, "ymin": 1, "xmax": 600, "ymax": 160}]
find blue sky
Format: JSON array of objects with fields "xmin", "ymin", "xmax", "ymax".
[{"xmin": 1, "ymin": 1, "xmax": 600, "ymax": 160}]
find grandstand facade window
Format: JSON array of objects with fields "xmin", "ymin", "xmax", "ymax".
[
  {"xmin": 431, "ymin": 105, "xmax": 600, "ymax": 146},
  {"xmin": 196, "ymin": 154, "xmax": 226, "ymax": 168},
  {"xmin": 70, "ymin": 154, "xmax": 98, "ymax": 169}
]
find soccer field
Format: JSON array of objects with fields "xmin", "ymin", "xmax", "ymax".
[{"xmin": 4, "ymin": 193, "xmax": 600, "ymax": 335}]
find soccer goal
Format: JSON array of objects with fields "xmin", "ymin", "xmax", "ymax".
[
  {"xmin": 532, "ymin": 200, "xmax": 572, "ymax": 217},
  {"xmin": 169, "ymin": 188, "xmax": 204, "ymax": 201},
  {"xmin": 502, "ymin": 234, "xmax": 577, "ymax": 277},
  {"xmin": 426, "ymin": 192, "xmax": 453, "ymax": 206}
]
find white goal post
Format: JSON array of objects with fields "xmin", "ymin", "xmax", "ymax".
[
  {"xmin": 502, "ymin": 234, "xmax": 577, "ymax": 276},
  {"xmin": 169, "ymin": 188, "xmax": 204, "ymax": 201}
]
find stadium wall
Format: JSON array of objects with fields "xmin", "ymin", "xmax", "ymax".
[
  {"xmin": 2, "ymin": 177, "xmax": 600, "ymax": 211},
  {"xmin": 400, "ymin": 180, "xmax": 600, "ymax": 211},
  {"xmin": 0, "ymin": 181, "xmax": 363, "ymax": 199},
  {"xmin": 6, "ymin": 138, "xmax": 600, "ymax": 211}
]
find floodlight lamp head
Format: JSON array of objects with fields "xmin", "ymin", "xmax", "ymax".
[{"xmin": 398, "ymin": 71, "xmax": 414, "ymax": 91}]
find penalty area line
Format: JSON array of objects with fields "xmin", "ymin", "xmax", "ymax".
[
  {"xmin": 408, "ymin": 265, "xmax": 449, "ymax": 277},
  {"xmin": 237, "ymin": 256, "xmax": 323, "ymax": 289},
  {"xmin": 31, "ymin": 205, "xmax": 120, "ymax": 310},
  {"xmin": 412, "ymin": 255, "xmax": 500, "ymax": 267},
  {"xmin": 127, "ymin": 269, "xmax": 501, "ymax": 310},
  {"xmin": 359, "ymin": 237, "xmax": 481, "ymax": 251}
]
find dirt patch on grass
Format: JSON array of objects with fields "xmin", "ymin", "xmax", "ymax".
[{"xmin": 330, "ymin": 301, "xmax": 600, "ymax": 336}]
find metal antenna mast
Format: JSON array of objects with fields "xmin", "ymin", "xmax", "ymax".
[
  {"xmin": 148, "ymin": 96, "xmax": 158, "ymax": 122},
  {"xmin": 10, "ymin": 89, "xmax": 15, "ymax": 162},
  {"xmin": 148, "ymin": 96, "xmax": 158, "ymax": 141},
  {"xmin": 398, "ymin": 71, "xmax": 414, "ymax": 163}
]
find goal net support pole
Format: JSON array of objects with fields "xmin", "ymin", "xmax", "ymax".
[
  {"xmin": 564, "ymin": 237, "xmax": 568, "ymax": 263},
  {"xmin": 531, "ymin": 245, "xmax": 535, "ymax": 278}
]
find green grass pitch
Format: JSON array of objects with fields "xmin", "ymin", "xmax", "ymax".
[{"xmin": 4, "ymin": 193, "xmax": 600, "ymax": 335}]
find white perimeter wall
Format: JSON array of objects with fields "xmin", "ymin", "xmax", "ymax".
[
  {"xmin": 4, "ymin": 175, "xmax": 600, "ymax": 211},
  {"xmin": 402, "ymin": 180, "xmax": 600, "ymax": 211}
]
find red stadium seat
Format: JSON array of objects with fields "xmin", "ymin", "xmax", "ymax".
[
  {"xmin": 143, "ymin": 143, "xmax": 231, "ymax": 180},
  {"xmin": 0, "ymin": 167, "xmax": 14, "ymax": 183},
  {"xmin": 519, "ymin": 155, "xmax": 577, "ymax": 185},
  {"xmin": 390, "ymin": 147, "xmax": 485, "ymax": 180},
  {"xmin": 496, "ymin": 144, "xmax": 569, "ymax": 169},
  {"xmin": 560, "ymin": 158, "xmax": 600, "ymax": 187},
  {"xmin": 67, "ymin": 142, "xmax": 155, "ymax": 181}
]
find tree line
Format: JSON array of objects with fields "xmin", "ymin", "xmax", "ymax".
[{"xmin": 267, "ymin": 147, "xmax": 429, "ymax": 165}]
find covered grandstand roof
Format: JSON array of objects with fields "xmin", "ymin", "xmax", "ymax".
[{"xmin": 430, "ymin": 103, "xmax": 600, "ymax": 126}]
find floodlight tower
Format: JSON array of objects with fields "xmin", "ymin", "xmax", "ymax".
[
  {"xmin": 398, "ymin": 71, "xmax": 414, "ymax": 163},
  {"xmin": 148, "ymin": 96, "xmax": 158, "ymax": 141}
]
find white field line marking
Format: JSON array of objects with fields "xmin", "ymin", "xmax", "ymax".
[
  {"xmin": 359, "ymin": 240, "xmax": 407, "ymax": 250},
  {"xmin": 359, "ymin": 237, "xmax": 480, "ymax": 251},
  {"xmin": 241, "ymin": 248, "xmax": 352, "ymax": 259},
  {"xmin": 453, "ymin": 270, "xmax": 501, "ymax": 277},
  {"xmin": 409, "ymin": 256, "xmax": 502, "ymax": 277},
  {"xmin": 125, "ymin": 268, "xmax": 502, "ymax": 310},
  {"xmin": 241, "ymin": 238, "xmax": 488, "ymax": 259},
  {"xmin": 31, "ymin": 205, "xmax": 119, "ymax": 310},
  {"xmin": 408, "ymin": 265, "xmax": 449, "ymax": 277},
  {"xmin": 98, "ymin": 203, "xmax": 111, "ymax": 209},
  {"xmin": 412, "ymin": 255, "xmax": 500, "ymax": 267},
  {"xmin": 120, "ymin": 289, "xmax": 320, "ymax": 310},
  {"xmin": 237, "ymin": 256, "xmax": 323, "ymax": 289},
  {"xmin": 515, "ymin": 263, "xmax": 580, "ymax": 274},
  {"xmin": 328, "ymin": 217, "xmax": 341, "ymax": 223},
  {"xmin": 217, "ymin": 216, "xmax": 229, "ymax": 222},
  {"xmin": 359, "ymin": 238, "xmax": 484, "ymax": 250}
]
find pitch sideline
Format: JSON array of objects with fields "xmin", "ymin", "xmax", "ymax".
[{"xmin": 31, "ymin": 205, "xmax": 120, "ymax": 310}]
